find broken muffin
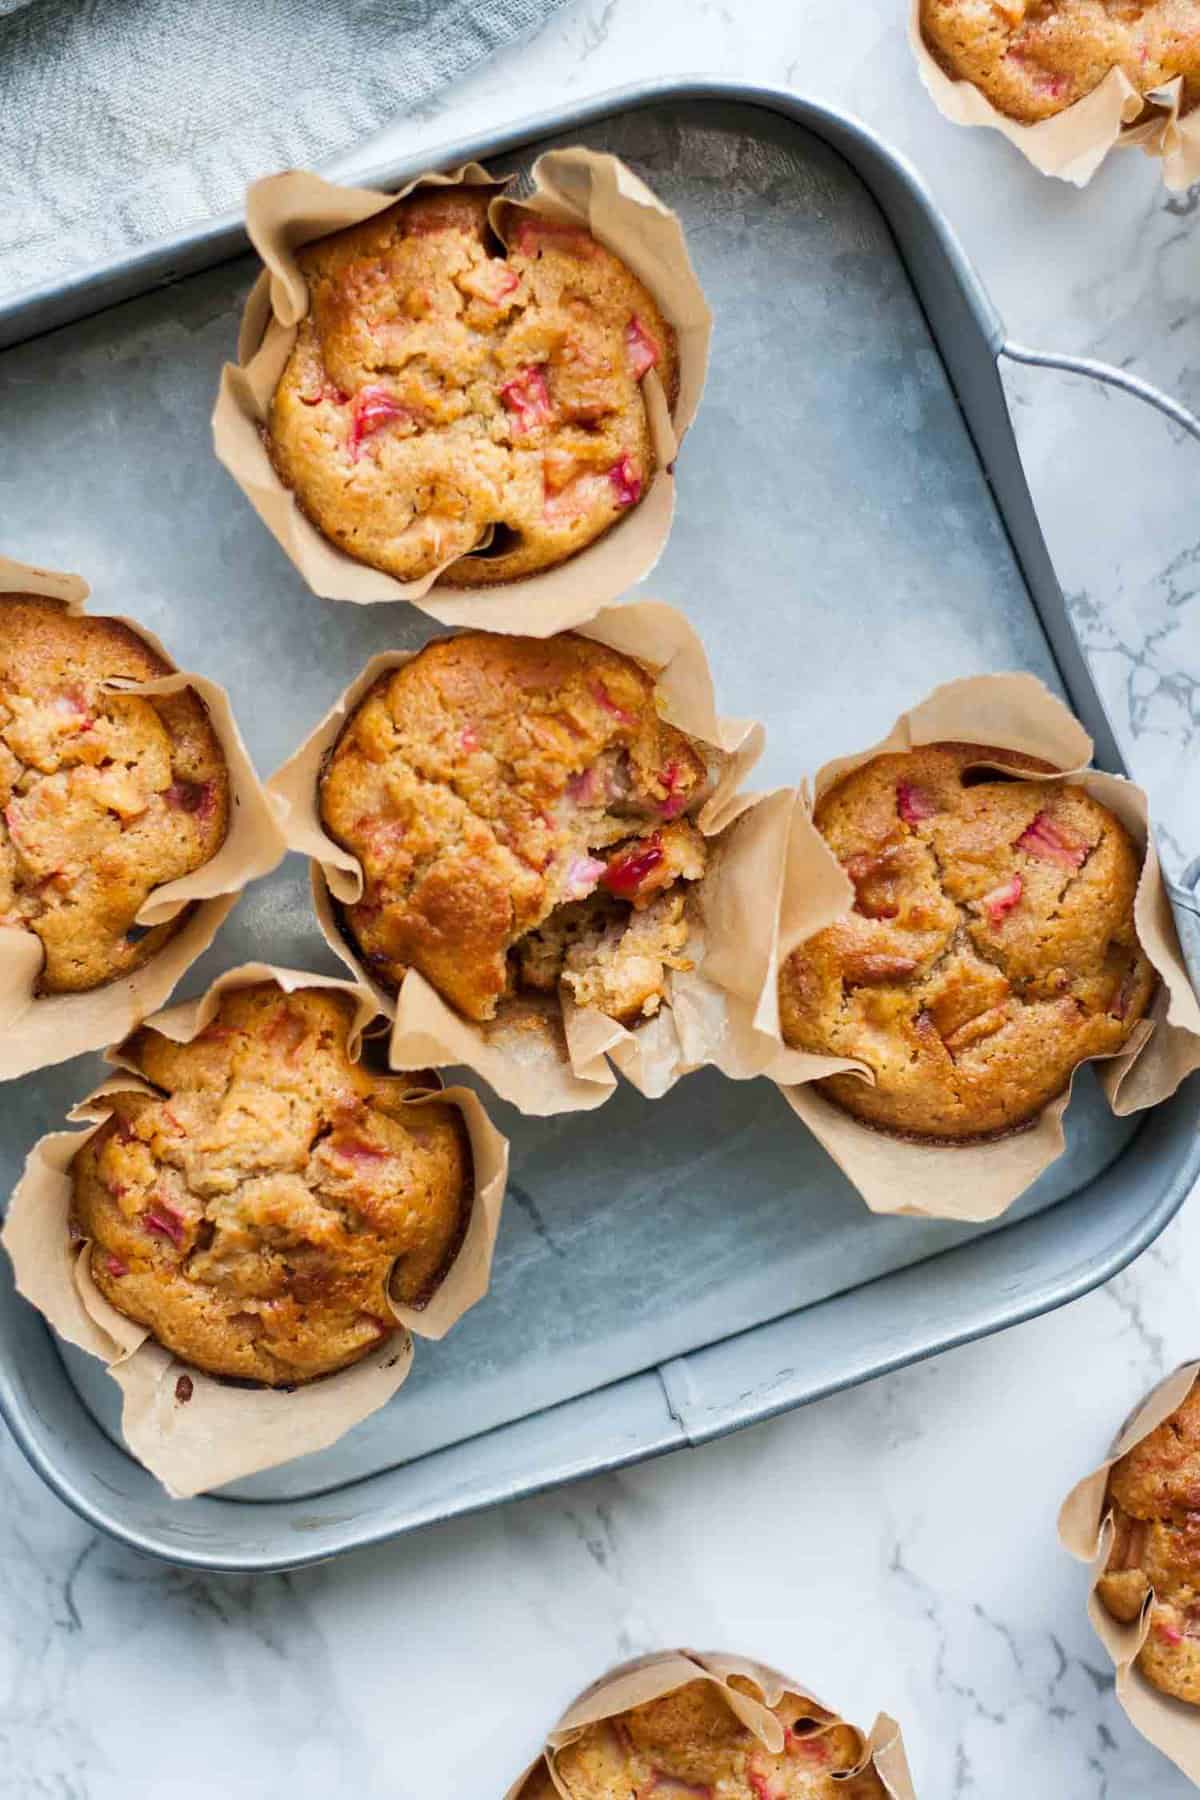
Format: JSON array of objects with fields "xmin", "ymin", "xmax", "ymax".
[
  {"xmin": 319, "ymin": 631, "xmax": 712, "ymax": 1029},
  {"xmin": 778, "ymin": 741, "xmax": 1156, "ymax": 1140},
  {"xmin": 70, "ymin": 981, "xmax": 472, "ymax": 1385}
]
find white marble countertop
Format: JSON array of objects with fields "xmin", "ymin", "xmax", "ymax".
[{"xmin": 3, "ymin": 4, "xmax": 1199, "ymax": 1796}]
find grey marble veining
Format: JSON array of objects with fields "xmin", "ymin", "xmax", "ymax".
[{"xmin": 1, "ymin": 3, "xmax": 1199, "ymax": 1797}]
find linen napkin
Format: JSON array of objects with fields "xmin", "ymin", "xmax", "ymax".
[{"xmin": 0, "ymin": 0, "xmax": 573, "ymax": 300}]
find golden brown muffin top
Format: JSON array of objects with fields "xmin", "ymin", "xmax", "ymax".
[
  {"xmin": 70, "ymin": 983, "xmax": 471, "ymax": 1386},
  {"xmin": 0, "ymin": 594, "xmax": 229, "ymax": 993},
  {"xmin": 267, "ymin": 186, "xmax": 679, "ymax": 587},
  {"xmin": 533, "ymin": 1678, "xmax": 885, "ymax": 1799},
  {"xmin": 320, "ymin": 632, "xmax": 709, "ymax": 1023},
  {"xmin": 778, "ymin": 742, "xmax": 1155, "ymax": 1140},
  {"xmin": 921, "ymin": 0, "xmax": 1200, "ymax": 124},
  {"xmin": 1098, "ymin": 1382, "xmax": 1200, "ymax": 1706}
]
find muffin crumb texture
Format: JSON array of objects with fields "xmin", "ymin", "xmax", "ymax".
[
  {"xmin": 528, "ymin": 1677, "xmax": 886, "ymax": 1799},
  {"xmin": 71, "ymin": 983, "xmax": 471, "ymax": 1385},
  {"xmin": 921, "ymin": 0, "xmax": 1200, "ymax": 123},
  {"xmin": 267, "ymin": 186, "xmax": 680, "ymax": 586},
  {"xmin": 0, "ymin": 595, "xmax": 229, "ymax": 993},
  {"xmin": 778, "ymin": 743, "xmax": 1155, "ymax": 1139},
  {"xmin": 1098, "ymin": 1382, "xmax": 1200, "ymax": 1705},
  {"xmin": 320, "ymin": 632, "xmax": 710, "ymax": 1027}
]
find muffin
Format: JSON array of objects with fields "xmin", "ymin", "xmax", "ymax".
[
  {"xmin": 0, "ymin": 594, "xmax": 229, "ymax": 992},
  {"xmin": 529, "ymin": 1677, "xmax": 886, "ymax": 1799},
  {"xmin": 1098, "ymin": 1380, "xmax": 1200, "ymax": 1705},
  {"xmin": 266, "ymin": 185, "xmax": 679, "ymax": 587},
  {"xmin": 70, "ymin": 982, "xmax": 471, "ymax": 1385},
  {"xmin": 319, "ymin": 632, "xmax": 711, "ymax": 1027},
  {"xmin": 920, "ymin": 0, "xmax": 1200, "ymax": 124},
  {"xmin": 777, "ymin": 742, "xmax": 1156, "ymax": 1140}
]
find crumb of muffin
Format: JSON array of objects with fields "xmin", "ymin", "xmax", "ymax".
[
  {"xmin": 70, "ymin": 983, "xmax": 471, "ymax": 1385},
  {"xmin": 0, "ymin": 594, "xmax": 229, "ymax": 993},
  {"xmin": 778, "ymin": 742, "xmax": 1156, "ymax": 1140},
  {"xmin": 542, "ymin": 1677, "xmax": 886, "ymax": 1799},
  {"xmin": 266, "ymin": 186, "xmax": 680, "ymax": 587},
  {"xmin": 1098, "ymin": 1381, "xmax": 1200, "ymax": 1705},
  {"xmin": 319, "ymin": 632, "xmax": 711, "ymax": 1026},
  {"xmin": 921, "ymin": 0, "xmax": 1200, "ymax": 125}
]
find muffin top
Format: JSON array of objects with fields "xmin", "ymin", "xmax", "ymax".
[
  {"xmin": 320, "ymin": 632, "xmax": 710, "ymax": 1026},
  {"xmin": 267, "ymin": 186, "xmax": 679, "ymax": 587},
  {"xmin": 531, "ymin": 1678, "xmax": 885, "ymax": 1799},
  {"xmin": 921, "ymin": 0, "xmax": 1200, "ymax": 124},
  {"xmin": 0, "ymin": 595, "xmax": 229, "ymax": 994},
  {"xmin": 778, "ymin": 742, "xmax": 1155, "ymax": 1140},
  {"xmin": 1098, "ymin": 1381, "xmax": 1200, "ymax": 1705},
  {"xmin": 71, "ymin": 983, "xmax": 471, "ymax": 1385}
]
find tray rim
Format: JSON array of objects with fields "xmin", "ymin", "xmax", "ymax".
[
  {"xmin": 0, "ymin": 74, "xmax": 997, "ymax": 356},
  {"xmin": 2, "ymin": 75, "xmax": 1198, "ymax": 1570}
]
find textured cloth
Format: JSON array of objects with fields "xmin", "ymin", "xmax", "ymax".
[{"xmin": 0, "ymin": 0, "xmax": 573, "ymax": 300}]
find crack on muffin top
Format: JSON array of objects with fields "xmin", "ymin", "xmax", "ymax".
[
  {"xmin": 1098, "ymin": 1382, "xmax": 1200, "ymax": 1706},
  {"xmin": 544, "ymin": 1678, "xmax": 886, "ymax": 1799},
  {"xmin": 70, "ymin": 983, "xmax": 472, "ymax": 1385},
  {"xmin": 0, "ymin": 595, "xmax": 229, "ymax": 993},
  {"xmin": 778, "ymin": 741, "xmax": 1156, "ymax": 1139},
  {"xmin": 265, "ymin": 186, "xmax": 680, "ymax": 586},
  {"xmin": 320, "ymin": 632, "xmax": 711, "ymax": 1026},
  {"xmin": 921, "ymin": 0, "xmax": 1200, "ymax": 124}
]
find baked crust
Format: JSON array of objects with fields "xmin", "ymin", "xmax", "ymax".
[
  {"xmin": 921, "ymin": 0, "xmax": 1200, "ymax": 124},
  {"xmin": 778, "ymin": 742, "xmax": 1155, "ymax": 1139},
  {"xmin": 540, "ymin": 1678, "xmax": 885, "ymax": 1799},
  {"xmin": 1098, "ymin": 1382, "xmax": 1200, "ymax": 1705},
  {"xmin": 71, "ymin": 983, "xmax": 471, "ymax": 1385},
  {"xmin": 319, "ymin": 632, "xmax": 710, "ymax": 1025},
  {"xmin": 266, "ymin": 186, "xmax": 679, "ymax": 586},
  {"xmin": 0, "ymin": 594, "xmax": 229, "ymax": 992}
]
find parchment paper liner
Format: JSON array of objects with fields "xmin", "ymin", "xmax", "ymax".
[
  {"xmin": 503, "ymin": 1649, "xmax": 916, "ymax": 1800},
  {"xmin": 757, "ymin": 674, "xmax": 1200, "ymax": 1225},
  {"xmin": 1060, "ymin": 1363, "xmax": 1200, "ymax": 1783},
  {"xmin": 213, "ymin": 151, "xmax": 711, "ymax": 630},
  {"xmin": 268, "ymin": 601, "xmax": 775, "ymax": 1116},
  {"xmin": 0, "ymin": 962, "xmax": 509, "ymax": 1499},
  {"xmin": 0, "ymin": 556, "xmax": 287, "ymax": 1081},
  {"xmin": 909, "ymin": 2, "xmax": 1200, "ymax": 188}
]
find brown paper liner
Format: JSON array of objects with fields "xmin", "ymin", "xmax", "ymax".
[
  {"xmin": 212, "ymin": 152, "xmax": 711, "ymax": 629},
  {"xmin": 1059, "ymin": 1363, "xmax": 1200, "ymax": 1783},
  {"xmin": 761, "ymin": 674, "xmax": 1200, "ymax": 1224},
  {"xmin": 268, "ymin": 601, "xmax": 772, "ymax": 1116},
  {"xmin": 502, "ymin": 1649, "xmax": 917, "ymax": 1800},
  {"xmin": 0, "ymin": 557, "xmax": 287, "ymax": 1081},
  {"xmin": 0, "ymin": 963, "xmax": 509, "ymax": 1498},
  {"xmin": 909, "ymin": 2, "xmax": 1200, "ymax": 188}
]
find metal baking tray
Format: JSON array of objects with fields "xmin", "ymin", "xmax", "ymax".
[{"xmin": 1, "ymin": 81, "xmax": 1198, "ymax": 1572}]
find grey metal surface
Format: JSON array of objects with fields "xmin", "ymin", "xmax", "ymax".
[{"xmin": 0, "ymin": 83, "xmax": 1197, "ymax": 1569}]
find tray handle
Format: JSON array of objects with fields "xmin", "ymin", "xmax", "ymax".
[
  {"xmin": 1000, "ymin": 341, "xmax": 1200, "ymax": 443},
  {"xmin": 1002, "ymin": 341, "xmax": 1200, "ymax": 997},
  {"xmin": 1167, "ymin": 863, "xmax": 1200, "ymax": 1002}
]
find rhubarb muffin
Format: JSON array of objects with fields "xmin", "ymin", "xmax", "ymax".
[
  {"xmin": 319, "ymin": 632, "xmax": 711, "ymax": 1026},
  {"xmin": 266, "ymin": 185, "xmax": 678, "ymax": 587},
  {"xmin": 530, "ymin": 1677, "xmax": 886, "ymax": 1799},
  {"xmin": 777, "ymin": 742, "xmax": 1155, "ymax": 1140},
  {"xmin": 0, "ymin": 594, "xmax": 229, "ymax": 993},
  {"xmin": 70, "ymin": 982, "xmax": 471, "ymax": 1385},
  {"xmin": 920, "ymin": 0, "xmax": 1200, "ymax": 124},
  {"xmin": 1098, "ymin": 1379, "xmax": 1200, "ymax": 1705}
]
